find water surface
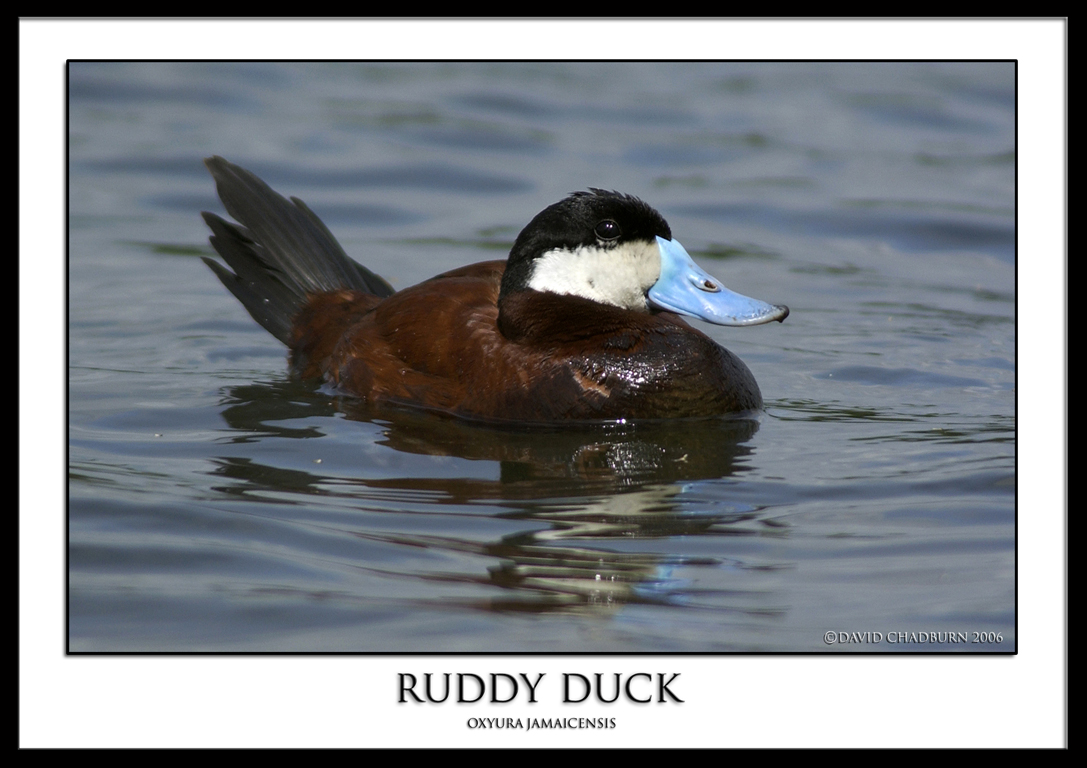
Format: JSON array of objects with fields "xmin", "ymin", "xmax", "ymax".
[{"xmin": 68, "ymin": 61, "xmax": 1015, "ymax": 652}]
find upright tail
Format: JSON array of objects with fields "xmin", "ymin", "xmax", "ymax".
[{"xmin": 201, "ymin": 156, "xmax": 395, "ymax": 345}]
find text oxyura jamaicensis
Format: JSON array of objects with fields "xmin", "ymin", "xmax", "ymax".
[{"xmin": 202, "ymin": 156, "xmax": 788, "ymax": 423}]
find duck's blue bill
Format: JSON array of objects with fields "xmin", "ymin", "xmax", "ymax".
[{"xmin": 648, "ymin": 236, "xmax": 789, "ymax": 326}]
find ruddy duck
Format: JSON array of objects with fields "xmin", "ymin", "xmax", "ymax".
[{"xmin": 201, "ymin": 156, "xmax": 788, "ymax": 423}]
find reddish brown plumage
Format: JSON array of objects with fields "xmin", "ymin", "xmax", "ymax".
[{"xmin": 282, "ymin": 261, "xmax": 761, "ymax": 423}]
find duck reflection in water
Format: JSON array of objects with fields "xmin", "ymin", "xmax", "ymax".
[{"xmin": 210, "ymin": 381, "xmax": 785, "ymax": 616}]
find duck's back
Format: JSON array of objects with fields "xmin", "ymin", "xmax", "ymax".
[{"xmin": 293, "ymin": 262, "xmax": 506, "ymax": 416}]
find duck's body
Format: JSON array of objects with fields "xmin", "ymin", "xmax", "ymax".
[{"xmin": 202, "ymin": 157, "xmax": 787, "ymax": 424}]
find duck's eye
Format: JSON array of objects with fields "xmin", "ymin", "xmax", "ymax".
[{"xmin": 594, "ymin": 219, "xmax": 621, "ymax": 241}]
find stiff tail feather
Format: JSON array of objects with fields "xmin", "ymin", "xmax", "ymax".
[{"xmin": 201, "ymin": 155, "xmax": 394, "ymax": 344}]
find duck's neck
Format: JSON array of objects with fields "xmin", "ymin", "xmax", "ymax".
[{"xmin": 497, "ymin": 288, "xmax": 664, "ymax": 345}]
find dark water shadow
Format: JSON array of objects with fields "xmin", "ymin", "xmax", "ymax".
[{"xmin": 209, "ymin": 380, "xmax": 784, "ymax": 615}]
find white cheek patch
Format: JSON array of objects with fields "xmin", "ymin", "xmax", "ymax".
[{"xmin": 526, "ymin": 241, "xmax": 662, "ymax": 312}]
